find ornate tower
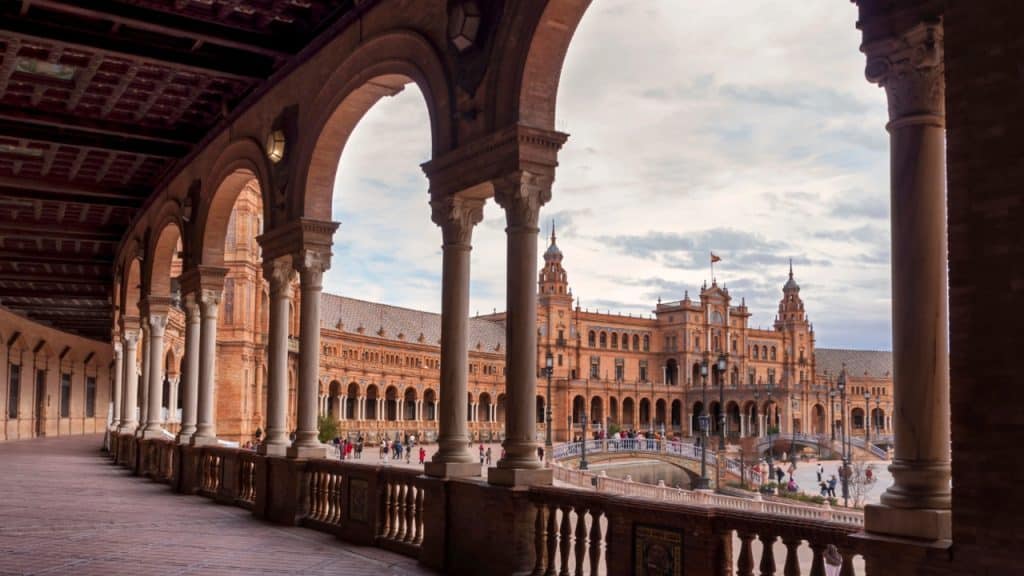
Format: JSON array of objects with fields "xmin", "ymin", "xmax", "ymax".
[
  {"xmin": 775, "ymin": 260, "xmax": 813, "ymax": 386},
  {"xmin": 538, "ymin": 224, "xmax": 571, "ymax": 299}
]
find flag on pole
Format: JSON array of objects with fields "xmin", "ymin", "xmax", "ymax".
[{"xmin": 710, "ymin": 252, "xmax": 721, "ymax": 263}]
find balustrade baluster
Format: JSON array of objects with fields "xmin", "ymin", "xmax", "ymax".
[
  {"xmin": 737, "ymin": 532, "xmax": 755, "ymax": 576},
  {"xmin": 311, "ymin": 472, "xmax": 322, "ymax": 520},
  {"xmin": 322, "ymin": 472, "xmax": 333, "ymax": 522},
  {"xmin": 334, "ymin": 473, "xmax": 344, "ymax": 524},
  {"xmin": 809, "ymin": 544, "xmax": 826, "ymax": 576},
  {"xmin": 782, "ymin": 538, "xmax": 801, "ymax": 576},
  {"xmin": 759, "ymin": 535, "xmax": 776, "ymax": 576},
  {"xmin": 380, "ymin": 483, "xmax": 391, "ymax": 538},
  {"xmin": 404, "ymin": 484, "xmax": 416, "ymax": 543},
  {"xmin": 545, "ymin": 504, "xmax": 558, "ymax": 576},
  {"xmin": 715, "ymin": 529, "xmax": 733, "ymax": 576},
  {"xmin": 839, "ymin": 547, "xmax": 856, "ymax": 576},
  {"xmin": 396, "ymin": 483, "xmax": 408, "ymax": 541},
  {"xmin": 574, "ymin": 506, "xmax": 587, "ymax": 575},
  {"xmin": 558, "ymin": 505, "xmax": 572, "ymax": 576},
  {"xmin": 414, "ymin": 484, "xmax": 425, "ymax": 545},
  {"xmin": 532, "ymin": 504, "xmax": 547, "ymax": 576},
  {"xmin": 391, "ymin": 483, "xmax": 402, "ymax": 539},
  {"xmin": 588, "ymin": 509, "xmax": 602, "ymax": 576}
]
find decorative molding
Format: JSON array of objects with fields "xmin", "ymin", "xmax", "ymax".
[
  {"xmin": 493, "ymin": 170, "xmax": 552, "ymax": 229},
  {"xmin": 263, "ymin": 256, "xmax": 296, "ymax": 294}
]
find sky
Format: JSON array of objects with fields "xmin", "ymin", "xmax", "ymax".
[{"xmin": 325, "ymin": 0, "xmax": 893, "ymax": 350}]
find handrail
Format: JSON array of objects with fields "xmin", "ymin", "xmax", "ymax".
[{"xmin": 552, "ymin": 440, "xmax": 761, "ymax": 484}]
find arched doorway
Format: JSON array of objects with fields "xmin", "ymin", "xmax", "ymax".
[
  {"xmin": 365, "ymin": 385, "xmax": 378, "ymax": 420},
  {"xmin": 571, "ymin": 395, "xmax": 586, "ymax": 428},
  {"xmin": 385, "ymin": 387, "xmax": 398, "ymax": 421},
  {"xmin": 403, "ymin": 388, "xmax": 417, "ymax": 421},
  {"xmin": 726, "ymin": 401, "xmax": 741, "ymax": 438},
  {"xmin": 654, "ymin": 399, "xmax": 667, "ymax": 431},
  {"xmin": 609, "ymin": 396, "xmax": 619, "ymax": 426},
  {"xmin": 346, "ymin": 383, "xmax": 359, "ymax": 419},
  {"xmin": 424, "ymin": 389, "xmax": 437, "ymax": 421},
  {"xmin": 590, "ymin": 396, "xmax": 603, "ymax": 429},
  {"xmin": 813, "ymin": 403, "xmax": 826, "ymax": 435},
  {"xmin": 666, "ymin": 359, "xmax": 679, "ymax": 386},
  {"xmin": 691, "ymin": 401, "xmax": 704, "ymax": 436},
  {"xmin": 329, "ymin": 380, "xmax": 342, "ymax": 420},
  {"xmin": 479, "ymin": 393, "xmax": 492, "ymax": 423},
  {"xmin": 622, "ymin": 397, "xmax": 635, "ymax": 427},
  {"xmin": 639, "ymin": 398, "xmax": 651, "ymax": 429},
  {"xmin": 534, "ymin": 395, "xmax": 543, "ymax": 424}
]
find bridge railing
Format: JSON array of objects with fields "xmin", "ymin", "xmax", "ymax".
[
  {"xmin": 553, "ymin": 440, "xmax": 762, "ymax": 485},
  {"xmin": 756, "ymin": 432, "xmax": 890, "ymax": 460}
]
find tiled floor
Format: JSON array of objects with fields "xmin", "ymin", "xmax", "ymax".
[{"xmin": 0, "ymin": 435, "xmax": 435, "ymax": 575}]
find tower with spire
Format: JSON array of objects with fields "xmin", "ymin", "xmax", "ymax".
[
  {"xmin": 539, "ymin": 222, "xmax": 571, "ymax": 300},
  {"xmin": 775, "ymin": 259, "xmax": 814, "ymax": 383}
]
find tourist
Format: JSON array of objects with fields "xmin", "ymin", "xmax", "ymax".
[
  {"xmin": 824, "ymin": 544, "xmax": 843, "ymax": 576},
  {"xmin": 537, "ymin": 446, "xmax": 545, "ymax": 461},
  {"xmin": 819, "ymin": 479, "xmax": 829, "ymax": 496},
  {"xmin": 775, "ymin": 465, "xmax": 785, "ymax": 484},
  {"xmin": 787, "ymin": 477, "xmax": 798, "ymax": 492},
  {"xmin": 380, "ymin": 438, "xmax": 387, "ymax": 460},
  {"xmin": 479, "ymin": 444, "xmax": 485, "ymax": 465},
  {"xmin": 485, "ymin": 447, "xmax": 492, "ymax": 466},
  {"xmin": 405, "ymin": 442, "xmax": 411, "ymax": 464},
  {"xmin": 827, "ymin": 474, "xmax": 838, "ymax": 498},
  {"xmin": 396, "ymin": 440, "xmax": 404, "ymax": 461},
  {"xmin": 817, "ymin": 462, "xmax": 824, "ymax": 482},
  {"xmin": 419, "ymin": 446, "xmax": 426, "ymax": 465},
  {"xmin": 355, "ymin": 437, "xmax": 364, "ymax": 459}
]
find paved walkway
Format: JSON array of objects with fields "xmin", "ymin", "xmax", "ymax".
[{"xmin": 0, "ymin": 435, "xmax": 435, "ymax": 576}]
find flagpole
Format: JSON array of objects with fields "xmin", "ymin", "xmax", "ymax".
[{"xmin": 710, "ymin": 251, "xmax": 714, "ymax": 283}]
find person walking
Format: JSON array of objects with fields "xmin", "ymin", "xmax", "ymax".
[
  {"xmin": 418, "ymin": 445, "xmax": 426, "ymax": 465},
  {"xmin": 817, "ymin": 462, "xmax": 824, "ymax": 482},
  {"xmin": 479, "ymin": 443, "xmax": 485, "ymax": 465},
  {"xmin": 827, "ymin": 474, "xmax": 838, "ymax": 498},
  {"xmin": 824, "ymin": 544, "xmax": 843, "ymax": 576},
  {"xmin": 485, "ymin": 447, "xmax": 492, "ymax": 466}
]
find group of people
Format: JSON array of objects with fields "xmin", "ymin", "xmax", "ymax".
[{"xmin": 374, "ymin": 434, "xmax": 427, "ymax": 465}]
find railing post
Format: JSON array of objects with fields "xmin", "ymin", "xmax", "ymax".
[
  {"xmin": 737, "ymin": 531, "xmax": 755, "ymax": 576},
  {"xmin": 589, "ymin": 508, "xmax": 603, "ymax": 576},
  {"xmin": 545, "ymin": 503, "xmax": 559, "ymax": 576},
  {"xmin": 558, "ymin": 505, "xmax": 572, "ymax": 576},
  {"xmin": 782, "ymin": 537, "xmax": 801, "ymax": 576},
  {"xmin": 574, "ymin": 505, "xmax": 587, "ymax": 576},
  {"xmin": 759, "ymin": 534, "xmax": 776, "ymax": 576}
]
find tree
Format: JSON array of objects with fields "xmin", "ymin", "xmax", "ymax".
[
  {"xmin": 318, "ymin": 414, "xmax": 338, "ymax": 444},
  {"xmin": 848, "ymin": 460, "xmax": 878, "ymax": 508}
]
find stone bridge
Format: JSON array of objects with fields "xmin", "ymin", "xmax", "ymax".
[
  {"xmin": 756, "ymin": 433, "xmax": 890, "ymax": 461},
  {"xmin": 552, "ymin": 439, "xmax": 763, "ymax": 486}
]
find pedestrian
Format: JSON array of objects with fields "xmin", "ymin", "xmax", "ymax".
[
  {"xmin": 827, "ymin": 474, "xmax": 837, "ymax": 498},
  {"xmin": 356, "ymin": 438, "xmax": 363, "ymax": 459},
  {"xmin": 537, "ymin": 446, "xmax": 545, "ymax": 461},
  {"xmin": 866, "ymin": 466, "xmax": 873, "ymax": 481},
  {"xmin": 775, "ymin": 465, "xmax": 785, "ymax": 484},
  {"xmin": 479, "ymin": 443, "xmax": 485, "ymax": 465},
  {"xmin": 405, "ymin": 442, "xmax": 411, "ymax": 464},
  {"xmin": 485, "ymin": 447, "xmax": 492, "ymax": 466},
  {"xmin": 419, "ymin": 446, "xmax": 426, "ymax": 465},
  {"xmin": 817, "ymin": 462, "xmax": 824, "ymax": 483},
  {"xmin": 824, "ymin": 544, "xmax": 842, "ymax": 576},
  {"xmin": 819, "ymin": 479, "xmax": 828, "ymax": 497}
]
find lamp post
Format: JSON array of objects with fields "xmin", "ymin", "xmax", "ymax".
[
  {"xmin": 790, "ymin": 395, "xmax": 799, "ymax": 467},
  {"xmin": 717, "ymin": 353, "xmax": 727, "ymax": 450},
  {"xmin": 579, "ymin": 410, "xmax": 589, "ymax": 470},
  {"xmin": 544, "ymin": 351, "xmax": 553, "ymax": 462},
  {"xmin": 837, "ymin": 367, "xmax": 850, "ymax": 507},
  {"xmin": 697, "ymin": 358, "xmax": 710, "ymax": 489},
  {"xmin": 863, "ymin": 391, "xmax": 871, "ymax": 447},
  {"xmin": 766, "ymin": 379, "xmax": 774, "ymax": 471}
]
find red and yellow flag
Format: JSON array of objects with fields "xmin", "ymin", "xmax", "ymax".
[{"xmin": 710, "ymin": 252, "xmax": 721, "ymax": 263}]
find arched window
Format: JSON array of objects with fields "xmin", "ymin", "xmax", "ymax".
[
  {"xmin": 753, "ymin": 346, "xmax": 759, "ymax": 359},
  {"xmin": 633, "ymin": 334, "xmax": 640, "ymax": 350},
  {"xmin": 600, "ymin": 332, "xmax": 607, "ymax": 348},
  {"xmin": 611, "ymin": 333, "xmax": 618, "ymax": 349},
  {"xmin": 588, "ymin": 331, "xmax": 596, "ymax": 347},
  {"xmin": 762, "ymin": 345, "xmax": 768, "ymax": 359},
  {"xmin": 770, "ymin": 346, "xmax": 777, "ymax": 360},
  {"xmin": 621, "ymin": 333, "xmax": 629, "ymax": 350},
  {"xmin": 643, "ymin": 335, "xmax": 650, "ymax": 351}
]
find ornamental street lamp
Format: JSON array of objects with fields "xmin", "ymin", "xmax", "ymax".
[
  {"xmin": 696, "ymin": 358, "xmax": 710, "ymax": 489},
  {"xmin": 544, "ymin": 350, "xmax": 553, "ymax": 462},
  {"xmin": 837, "ymin": 367, "xmax": 850, "ymax": 507},
  {"xmin": 579, "ymin": 410, "xmax": 589, "ymax": 470},
  {"xmin": 790, "ymin": 395, "xmax": 799, "ymax": 467},
  {"xmin": 766, "ymin": 379, "xmax": 774, "ymax": 471},
  {"xmin": 717, "ymin": 353, "xmax": 727, "ymax": 450},
  {"xmin": 863, "ymin": 391, "xmax": 872, "ymax": 446}
]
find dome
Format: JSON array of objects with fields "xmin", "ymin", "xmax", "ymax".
[
  {"xmin": 784, "ymin": 260, "xmax": 800, "ymax": 292},
  {"xmin": 543, "ymin": 222, "xmax": 562, "ymax": 261}
]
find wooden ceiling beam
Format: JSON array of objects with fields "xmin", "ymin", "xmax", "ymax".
[
  {"xmin": 0, "ymin": 273, "xmax": 110, "ymax": 286},
  {"xmin": 0, "ymin": 252, "xmax": 112, "ymax": 265},
  {"xmin": 0, "ymin": 116, "xmax": 188, "ymax": 157},
  {"xmin": 0, "ymin": 16, "xmax": 271, "ymax": 81},
  {"xmin": 0, "ymin": 221, "xmax": 122, "ymax": 241},
  {"xmin": 0, "ymin": 104, "xmax": 198, "ymax": 149},
  {"xmin": 0, "ymin": 176, "xmax": 144, "ymax": 207},
  {"xmin": 26, "ymin": 0, "xmax": 292, "ymax": 59}
]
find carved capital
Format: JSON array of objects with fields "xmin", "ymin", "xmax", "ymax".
[
  {"xmin": 864, "ymin": 20, "xmax": 944, "ymax": 124},
  {"xmin": 113, "ymin": 342, "xmax": 122, "ymax": 356},
  {"xmin": 295, "ymin": 250, "xmax": 330, "ymax": 290},
  {"xmin": 183, "ymin": 292, "xmax": 201, "ymax": 323},
  {"xmin": 263, "ymin": 256, "xmax": 296, "ymax": 295},
  {"xmin": 122, "ymin": 329, "xmax": 140, "ymax": 347},
  {"xmin": 493, "ymin": 171, "xmax": 552, "ymax": 230},
  {"xmin": 199, "ymin": 289, "xmax": 221, "ymax": 318},
  {"xmin": 431, "ymin": 195, "xmax": 485, "ymax": 247},
  {"xmin": 147, "ymin": 313, "xmax": 168, "ymax": 337}
]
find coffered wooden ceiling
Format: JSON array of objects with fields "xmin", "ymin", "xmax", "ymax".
[{"xmin": 0, "ymin": 0, "xmax": 359, "ymax": 341}]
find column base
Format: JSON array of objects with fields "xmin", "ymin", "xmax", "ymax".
[
  {"xmin": 424, "ymin": 461, "xmax": 481, "ymax": 479},
  {"xmin": 176, "ymin": 434, "xmax": 193, "ymax": 446},
  {"xmin": 286, "ymin": 444, "xmax": 329, "ymax": 459},
  {"xmin": 487, "ymin": 466, "xmax": 552, "ymax": 487},
  {"xmin": 259, "ymin": 442, "xmax": 289, "ymax": 457},
  {"xmin": 190, "ymin": 435, "xmax": 218, "ymax": 447},
  {"xmin": 141, "ymin": 428, "xmax": 166, "ymax": 440},
  {"xmin": 864, "ymin": 503, "xmax": 952, "ymax": 541},
  {"xmin": 118, "ymin": 424, "xmax": 138, "ymax": 435}
]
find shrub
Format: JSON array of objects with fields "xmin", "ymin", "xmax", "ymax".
[{"xmin": 318, "ymin": 415, "xmax": 338, "ymax": 444}]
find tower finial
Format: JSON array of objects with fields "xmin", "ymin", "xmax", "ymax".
[
  {"xmin": 789, "ymin": 258, "xmax": 793, "ymax": 278},
  {"xmin": 551, "ymin": 219, "xmax": 556, "ymax": 244}
]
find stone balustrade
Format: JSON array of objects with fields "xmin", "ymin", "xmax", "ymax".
[{"xmin": 108, "ymin": 430, "xmax": 877, "ymax": 574}]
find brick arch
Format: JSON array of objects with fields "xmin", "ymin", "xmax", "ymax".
[
  {"xmin": 144, "ymin": 215, "xmax": 183, "ymax": 300},
  {"xmin": 196, "ymin": 138, "xmax": 273, "ymax": 268},
  {"xmin": 292, "ymin": 31, "xmax": 453, "ymax": 223},
  {"xmin": 120, "ymin": 253, "xmax": 143, "ymax": 321},
  {"xmin": 494, "ymin": 0, "xmax": 592, "ymax": 130}
]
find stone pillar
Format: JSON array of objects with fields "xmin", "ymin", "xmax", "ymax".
[
  {"xmin": 288, "ymin": 251, "xmax": 330, "ymax": 459},
  {"xmin": 191, "ymin": 289, "xmax": 221, "ymax": 446},
  {"xmin": 260, "ymin": 257, "xmax": 293, "ymax": 456},
  {"xmin": 111, "ymin": 342, "xmax": 123, "ymax": 428},
  {"xmin": 142, "ymin": 308, "xmax": 168, "ymax": 438},
  {"xmin": 137, "ymin": 321, "xmax": 150, "ymax": 435},
  {"xmin": 491, "ymin": 172, "xmax": 553, "ymax": 486},
  {"xmin": 425, "ymin": 195, "xmax": 483, "ymax": 478},
  {"xmin": 178, "ymin": 293, "xmax": 200, "ymax": 444},
  {"xmin": 118, "ymin": 326, "xmax": 140, "ymax": 433},
  {"xmin": 863, "ymin": 20, "xmax": 951, "ymax": 540}
]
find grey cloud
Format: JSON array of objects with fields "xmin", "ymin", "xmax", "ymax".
[
  {"xmin": 719, "ymin": 84, "xmax": 872, "ymax": 115},
  {"xmin": 813, "ymin": 224, "xmax": 887, "ymax": 244},
  {"xmin": 829, "ymin": 191, "xmax": 888, "ymax": 220}
]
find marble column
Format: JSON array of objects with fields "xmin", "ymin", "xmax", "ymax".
[
  {"xmin": 288, "ymin": 251, "xmax": 330, "ymax": 459},
  {"xmin": 191, "ymin": 289, "xmax": 221, "ymax": 446},
  {"xmin": 111, "ymin": 342, "xmax": 123, "ymax": 428},
  {"xmin": 167, "ymin": 377, "xmax": 179, "ymax": 422},
  {"xmin": 137, "ymin": 322, "xmax": 150, "ymax": 435},
  {"xmin": 491, "ymin": 172, "xmax": 553, "ymax": 486},
  {"xmin": 118, "ymin": 328, "xmax": 140, "ymax": 433},
  {"xmin": 261, "ymin": 258, "xmax": 293, "ymax": 456},
  {"xmin": 863, "ymin": 20, "xmax": 951, "ymax": 540},
  {"xmin": 142, "ymin": 312, "xmax": 168, "ymax": 438},
  {"xmin": 425, "ymin": 195, "xmax": 483, "ymax": 478},
  {"xmin": 177, "ymin": 293, "xmax": 200, "ymax": 444}
]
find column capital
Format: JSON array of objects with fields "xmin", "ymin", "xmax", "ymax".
[
  {"xmin": 294, "ymin": 249, "xmax": 330, "ymax": 290},
  {"xmin": 113, "ymin": 341, "xmax": 122, "ymax": 356},
  {"xmin": 431, "ymin": 194, "xmax": 485, "ymax": 247},
  {"xmin": 122, "ymin": 328, "xmax": 140, "ymax": 346},
  {"xmin": 493, "ymin": 171, "xmax": 553, "ymax": 230},
  {"xmin": 863, "ymin": 20, "xmax": 944, "ymax": 125},
  {"xmin": 183, "ymin": 292, "xmax": 201, "ymax": 322},
  {"xmin": 199, "ymin": 289, "xmax": 221, "ymax": 318},
  {"xmin": 139, "ymin": 295, "xmax": 172, "ymax": 319},
  {"xmin": 147, "ymin": 313, "xmax": 169, "ymax": 337},
  {"xmin": 262, "ymin": 256, "xmax": 296, "ymax": 293}
]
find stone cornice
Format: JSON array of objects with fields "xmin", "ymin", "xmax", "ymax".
[
  {"xmin": 258, "ymin": 217, "xmax": 340, "ymax": 263},
  {"xmin": 422, "ymin": 123, "xmax": 568, "ymax": 198},
  {"xmin": 139, "ymin": 295, "xmax": 173, "ymax": 318},
  {"xmin": 179, "ymin": 265, "xmax": 229, "ymax": 295}
]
